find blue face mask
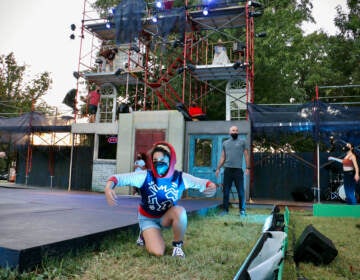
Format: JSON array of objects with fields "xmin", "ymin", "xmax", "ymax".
[
  {"xmin": 153, "ymin": 155, "xmax": 170, "ymax": 176},
  {"xmin": 155, "ymin": 162, "xmax": 169, "ymax": 176}
]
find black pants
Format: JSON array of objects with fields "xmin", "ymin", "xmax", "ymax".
[{"xmin": 223, "ymin": 168, "xmax": 245, "ymax": 212}]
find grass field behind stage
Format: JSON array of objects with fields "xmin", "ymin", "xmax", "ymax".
[{"xmin": 1, "ymin": 207, "xmax": 360, "ymax": 280}]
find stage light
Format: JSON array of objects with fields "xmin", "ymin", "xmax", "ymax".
[
  {"xmin": 233, "ymin": 62, "xmax": 242, "ymax": 70},
  {"xmin": 130, "ymin": 45, "xmax": 140, "ymax": 53},
  {"xmin": 152, "ymin": 14, "xmax": 158, "ymax": 23},
  {"xmin": 176, "ymin": 67, "xmax": 184, "ymax": 74},
  {"xmin": 108, "ymin": 7, "xmax": 115, "ymax": 16},
  {"xmin": 249, "ymin": 11, "xmax": 262, "ymax": 17},
  {"xmin": 156, "ymin": 0, "xmax": 162, "ymax": 8},
  {"xmin": 73, "ymin": 71, "xmax": 80, "ymax": 79},
  {"xmin": 172, "ymin": 39, "xmax": 183, "ymax": 48},
  {"xmin": 70, "ymin": 24, "xmax": 76, "ymax": 31},
  {"xmin": 233, "ymin": 62, "xmax": 248, "ymax": 70},
  {"xmin": 248, "ymin": 1, "xmax": 262, "ymax": 8},
  {"xmin": 187, "ymin": 63, "xmax": 195, "ymax": 71},
  {"xmin": 115, "ymin": 68, "xmax": 124, "ymax": 76},
  {"xmin": 203, "ymin": 6, "xmax": 209, "ymax": 16}
]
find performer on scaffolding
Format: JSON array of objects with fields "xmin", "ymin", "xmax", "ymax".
[
  {"xmin": 87, "ymin": 85, "xmax": 101, "ymax": 123},
  {"xmin": 212, "ymin": 39, "xmax": 230, "ymax": 65},
  {"xmin": 104, "ymin": 141, "xmax": 217, "ymax": 258},
  {"xmin": 188, "ymin": 102, "xmax": 207, "ymax": 121},
  {"xmin": 328, "ymin": 142, "xmax": 359, "ymax": 204}
]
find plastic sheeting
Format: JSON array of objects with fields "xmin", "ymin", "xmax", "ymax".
[
  {"xmin": 248, "ymin": 101, "xmax": 360, "ymax": 145},
  {"xmin": 114, "ymin": 0, "xmax": 146, "ymax": 45},
  {"xmin": 0, "ymin": 112, "xmax": 72, "ymax": 133}
]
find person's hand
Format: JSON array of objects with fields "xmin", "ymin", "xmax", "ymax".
[
  {"xmin": 355, "ymin": 174, "xmax": 360, "ymax": 182},
  {"xmin": 215, "ymin": 169, "xmax": 220, "ymax": 177},
  {"xmin": 203, "ymin": 182, "xmax": 217, "ymax": 197},
  {"xmin": 105, "ymin": 187, "xmax": 118, "ymax": 206},
  {"xmin": 245, "ymin": 168, "xmax": 250, "ymax": 175}
]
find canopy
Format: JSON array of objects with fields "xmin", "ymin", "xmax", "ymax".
[
  {"xmin": 248, "ymin": 101, "xmax": 360, "ymax": 145},
  {"xmin": 0, "ymin": 112, "xmax": 72, "ymax": 133},
  {"xmin": 0, "ymin": 112, "xmax": 72, "ymax": 144}
]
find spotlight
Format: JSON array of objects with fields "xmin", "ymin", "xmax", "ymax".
[
  {"xmin": 130, "ymin": 45, "xmax": 140, "ymax": 53},
  {"xmin": 233, "ymin": 62, "xmax": 242, "ymax": 70},
  {"xmin": 248, "ymin": 1, "xmax": 262, "ymax": 8},
  {"xmin": 70, "ymin": 24, "xmax": 76, "ymax": 31},
  {"xmin": 172, "ymin": 39, "xmax": 183, "ymax": 48},
  {"xmin": 70, "ymin": 34, "xmax": 75, "ymax": 40},
  {"xmin": 108, "ymin": 7, "xmax": 115, "ymax": 16},
  {"xmin": 176, "ymin": 67, "xmax": 184, "ymax": 74},
  {"xmin": 249, "ymin": 11, "xmax": 262, "ymax": 17},
  {"xmin": 152, "ymin": 14, "xmax": 158, "ymax": 23},
  {"xmin": 156, "ymin": 0, "xmax": 162, "ymax": 8},
  {"xmin": 95, "ymin": 58, "xmax": 103, "ymax": 64},
  {"xmin": 186, "ymin": 63, "xmax": 195, "ymax": 71},
  {"xmin": 73, "ymin": 71, "xmax": 80, "ymax": 79},
  {"xmin": 233, "ymin": 62, "xmax": 249, "ymax": 70},
  {"xmin": 115, "ymin": 68, "xmax": 124, "ymax": 76},
  {"xmin": 203, "ymin": 6, "xmax": 209, "ymax": 16}
]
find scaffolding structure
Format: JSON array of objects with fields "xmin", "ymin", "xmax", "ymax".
[{"xmin": 73, "ymin": 0, "xmax": 262, "ymax": 122}]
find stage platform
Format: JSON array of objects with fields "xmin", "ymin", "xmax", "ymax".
[
  {"xmin": 313, "ymin": 203, "xmax": 360, "ymax": 217},
  {"xmin": 0, "ymin": 185, "xmax": 221, "ymax": 271}
]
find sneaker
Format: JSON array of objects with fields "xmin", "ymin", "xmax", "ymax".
[
  {"xmin": 136, "ymin": 233, "xmax": 145, "ymax": 246},
  {"xmin": 219, "ymin": 211, "xmax": 229, "ymax": 216},
  {"xmin": 172, "ymin": 246, "xmax": 185, "ymax": 258},
  {"xmin": 240, "ymin": 210, "xmax": 247, "ymax": 217}
]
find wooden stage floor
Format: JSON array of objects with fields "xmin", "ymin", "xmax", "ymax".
[{"xmin": 0, "ymin": 185, "xmax": 221, "ymax": 271}]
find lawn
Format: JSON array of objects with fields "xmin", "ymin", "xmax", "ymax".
[{"xmin": 1, "ymin": 206, "xmax": 359, "ymax": 280}]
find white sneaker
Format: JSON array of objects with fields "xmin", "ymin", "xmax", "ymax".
[
  {"xmin": 136, "ymin": 233, "xmax": 145, "ymax": 246},
  {"xmin": 172, "ymin": 246, "xmax": 185, "ymax": 258}
]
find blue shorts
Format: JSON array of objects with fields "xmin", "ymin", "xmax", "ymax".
[
  {"xmin": 138, "ymin": 212, "xmax": 166, "ymax": 232},
  {"xmin": 88, "ymin": 104, "xmax": 98, "ymax": 114}
]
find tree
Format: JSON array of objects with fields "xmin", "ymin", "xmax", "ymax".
[
  {"xmin": 0, "ymin": 52, "xmax": 52, "ymax": 117},
  {"xmin": 253, "ymin": 0, "xmax": 314, "ymax": 104}
]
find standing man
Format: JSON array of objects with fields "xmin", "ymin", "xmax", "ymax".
[
  {"xmin": 215, "ymin": 126, "xmax": 250, "ymax": 217},
  {"xmin": 87, "ymin": 85, "xmax": 101, "ymax": 123}
]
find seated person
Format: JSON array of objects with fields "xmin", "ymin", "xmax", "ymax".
[
  {"xmin": 188, "ymin": 102, "xmax": 207, "ymax": 121},
  {"xmin": 212, "ymin": 39, "xmax": 230, "ymax": 65},
  {"xmin": 97, "ymin": 47, "xmax": 118, "ymax": 72}
]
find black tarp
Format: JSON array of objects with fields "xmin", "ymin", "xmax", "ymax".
[
  {"xmin": 248, "ymin": 101, "xmax": 360, "ymax": 146},
  {"xmin": 0, "ymin": 112, "xmax": 72, "ymax": 133}
]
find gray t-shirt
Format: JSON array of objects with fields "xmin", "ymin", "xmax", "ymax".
[{"xmin": 222, "ymin": 137, "xmax": 248, "ymax": 168}]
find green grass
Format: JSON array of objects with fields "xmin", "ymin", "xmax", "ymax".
[{"xmin": 1, "ymin": 207, "xmax": 360, "ymax": 280}]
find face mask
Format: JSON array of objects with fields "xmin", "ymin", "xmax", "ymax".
[
  {"xmin": 153, "ymin": 155, "xmax": 170, "ymax": 176},
  {"xmin": 231, "ymin": 133, "xmax": 238, "ymax": 140},
  {"xmin": 154, "ymin": 162, "xmax": 169, "ymax": 176}
]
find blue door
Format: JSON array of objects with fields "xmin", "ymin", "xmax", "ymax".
[
  {"xmin": 188, "ymin": 134, "xmax": 249, "ymax": 199},
  {"xmin": 188, "ymin": 134, "xmax": 225, "ymax": 197}
]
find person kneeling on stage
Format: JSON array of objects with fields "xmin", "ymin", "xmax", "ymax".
[{"xmin": 104, "ymin": 141, "xmax": 217, "ymax": 258}]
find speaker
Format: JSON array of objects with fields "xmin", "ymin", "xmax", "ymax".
[
  {"xmin": 291, "ymin": 187, "xmax": 314, "ymax": 202},
  {"xmin": 294, "ymin": 224, "xmax": 338, "ymax": 265}
]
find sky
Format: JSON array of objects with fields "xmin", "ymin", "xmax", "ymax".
[{"xmin": 0, "ymin": 0, "xmax": 349, "ymax": 114}]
